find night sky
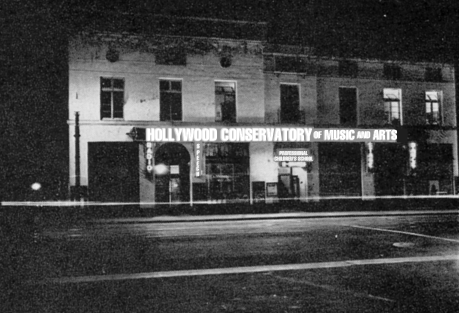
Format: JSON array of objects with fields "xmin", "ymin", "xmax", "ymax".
[{"xmin": 1, "ymin": 0, "xmax": 459, "ymax": 200}]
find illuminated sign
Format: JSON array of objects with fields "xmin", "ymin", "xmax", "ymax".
[
  {"xmin": 366, "ymin": 142, "xmax": 374, "ymax": 171},
  {"xmin": 195, "ymin": 142, "xmax": 202, "ymax": 177},
  {"xmin": 409, "ymin": 142, "xmax": 417, "ymax": 169},
  {"xmin": 145, "ymin": 142, "xmax": 153, "ymax": 172},
  {"xmin": 135, "ymin": 127, "xmax": 397, "ymax": 143},
  {"xmin": 274, "ymin": 149, "xmax": 313, "ymax": 162}
]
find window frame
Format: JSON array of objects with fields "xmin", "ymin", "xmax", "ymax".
[
  {"xmin": 339, "ymin": 86, "xmax": 358, "ymax": 126},
  {"xmin": 100, "ymin": 77, "xmax": 125, "ymax": 120},
  {"xmin": 280, "ymin": 83, "xmax": 301, "ymax": 124},
  {"xmin": 383, "ymin": 88, "xmax": 402, "ymax": 125},
  {"xmin": 159, "ymin": 79, "xmax": 183, "ymax": 122},
  {"xmin": 425, "ymin": 91, "xmax": 442, "ymax": 125},
  {"xmin": 215, "ymin": 80, "xmax": 237, "ymax": 123}
]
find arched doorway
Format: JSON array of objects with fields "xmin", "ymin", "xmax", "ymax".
[{"xmin": 155, "ymin": 143, "xmax": 190, "ymax": 203}]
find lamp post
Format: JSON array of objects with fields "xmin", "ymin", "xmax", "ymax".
[{"xmin": 74, "ymin": 111, "xmax": 80, "ymax": 201}]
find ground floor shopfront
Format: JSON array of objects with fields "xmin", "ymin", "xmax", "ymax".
[{"xmin": 69, "ymin": 124, "xmax": 457, "ymax": 205}]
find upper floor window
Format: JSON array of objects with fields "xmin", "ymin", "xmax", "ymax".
[
  {"xmin": 339, "ymin": 87, "xmax": 357, "ymax": 126},
  {"xmin": 425, "ymin": 67, "xmax": 442, "ymax": 82},
  {"xmin": 338, "ymin": 60, "xmax": 358, "ymax": 78},
  {"xmin": 156, "ymin": 47, "xmax": 187, "ymax": 66},
  {"xmin": 101, "ymin": 78, "xmax": 124, "ymax": 119},
  {"xmin": 383, "ymin": 64, "xmax": 401, "ymax": 80},
  {"xmin": 160, "ymin": 80, "xmax": 182, "ymax": 121},
  {"xmin": 383, "ymin": 88, "xmax": 402, "ymax": 125},
  {"xmin": 426, "ymin": 91, "xmax": 441, "ymax": 125},
  {"xmin": 215, "ymin": 82, "xmax": 236, "ymax": 123},
  {"xmin": 280, "ymin": 84, "xmax": 301, "ymax": 124}
]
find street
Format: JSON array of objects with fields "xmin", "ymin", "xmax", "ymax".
[{"xmin": 4, "ymin": 212, "xmax": 459, "ymax": 312}]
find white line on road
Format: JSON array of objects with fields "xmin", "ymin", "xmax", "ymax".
[
  {"xmin": 350, "ymin": 225, "xmax": 459, "ymax": 244},
  {"xmin": 45, "ymin": 255, "xmax": 458, "ymax": 284}
]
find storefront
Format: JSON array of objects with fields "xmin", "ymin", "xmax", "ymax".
[{"xmin": 81, "ymin": 126, "xmax": 442, "ymax": 205}]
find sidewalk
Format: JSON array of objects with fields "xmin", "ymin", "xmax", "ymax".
[{"xmin": 95, "ymin": 209, "xmax": 459, "ymax": 224}]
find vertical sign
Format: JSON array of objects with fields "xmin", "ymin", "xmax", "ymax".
[
  {"xmin": 146, "ymin": 142, "xmax": 154, "ymax": 173},
  {"xmin": 195, "ymin": 142, "xmax": 202, "ymax": 177}
]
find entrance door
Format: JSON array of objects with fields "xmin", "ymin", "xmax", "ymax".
[{"xmin": 155, "ymin": 143, "xmax": 190, "ymax": 204}]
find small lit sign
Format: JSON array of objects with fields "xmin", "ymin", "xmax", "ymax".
[
  {"xmin": 274, "ymin": 149, "xmax": 313, "ymax": 162},
  {"xmin": 195, "ymin": 142, "xmax": 202, "ymax": 177},
  {"xmin": 170, "ymin": 165, "xmax": 180, "ymax": 174},
  {"xmin": 409, "ymin": 142, "xmax": 417, "ymax": 169},
  {"xmin": 366, "ymin": 142, "xmax": 374, "ymax": 171},
  {"xmin": 281, "ymin": 161, "xmax": 307, "ymax": 168}
]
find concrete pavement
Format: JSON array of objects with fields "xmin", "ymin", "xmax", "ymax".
[{"xmin": 94, "ymin": 209, "xmax": 459, "ymax": 223}]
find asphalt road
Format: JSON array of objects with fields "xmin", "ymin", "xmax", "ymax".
[{"xmin": 3, "ymin": 213, "xmax": 459, "ymax": 312}]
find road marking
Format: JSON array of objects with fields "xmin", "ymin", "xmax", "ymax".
[
  {"xmin": 350, "ymin": 225, "xmax": 459, "ymax": 244},
  {"xmin": 44, "ymin": 255, "xmax": 458, "ymax": 284}
]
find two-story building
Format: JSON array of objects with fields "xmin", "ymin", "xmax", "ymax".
[{"xmin": 68, "ymin": 19, "xmax": 457, "ymax": 206}]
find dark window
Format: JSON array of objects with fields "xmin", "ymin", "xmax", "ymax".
[
  {"xmin": 155, "ymin": 47, "xmax": 186, "ymax": 66},
  {"xmin": 160, "ymin": 80, "xmax": 182, "ymax": 121},
  {"xmin": 425, "ymin": 67, "xmax": 442, "ymax": 82},
  {"xmin": 383, "ymin": 64, "xmax": 401, "ymax": 80},
  {"xmin": 339, "ymin": 87, "xmax": 357, "ymax": 126},
  {"xmin": 101, "ymin": 78, "xmax": 124, "ymax": 119},
  {"xmin": 338, "ymin": 60, "xmax": 358, "ymax": 78},
  {"xmin": 280, "ymin": 84, "xmax": 301, "ymax": 124},
  {"xmin": 215, "ymin": 82, "xmax": 236, "ymax": 123}
]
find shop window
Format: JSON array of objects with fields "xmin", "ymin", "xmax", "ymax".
[
  {"xmin": 383, "ymin": 88, "xmax": 402, "ymax": 125},
  {"xmin": 215, "ymin": 81, "xmax": 236, "ymax": 123},
  {"xmin": 383, "ymin": 64, "xmax": 401, "ymax": 80},
  {"xmin": 204, "ymin": 143, "xmax": 250, "ymax": 201},
  {"xmin": 339, "ymin": 87, "xmax": 357, "ymax": 126},
  {"xmin": 318, "ymin": 143, "xmax": 362, "ymax": 197},
  {"xmin": 280, "ymin": 84, "xmax": 301, "ymax": 124},
  {"xmin": 155, "ymin": 47, "xmax": 186, "ymax": 66},
  {"xmin": 426, "ymin": 91, "xmax": 441, "ymax": 125},
  {"xmin": 101, "ymin": 78, "xmax": 124, "ymax": 119},
  {"xmin": 425, "ymin": 67, "xmax": 442, "ymax": 82},
  {"xmin": 338, "ymin": 60, "xmax": 358, "ymax": 78},
  {"xmin": 160, "ymin": 80, "xmax": 182, "ymax": 121}
]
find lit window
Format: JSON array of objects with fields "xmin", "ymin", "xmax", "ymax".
[
  {"xmin": 101, "ymin": 78, "xmax": 124, "ymax": 119},
  {"xmin": 383, "ymin": 88, "xmax": 402, "ymax": 125},
  {"xmin": 160, "ymin": 80, "xmax": 182, "ymax": 121},
  {"xmin": 426, "ymin": 91, "xmax": 441, "ymax": 125},
  {"xmin": 215, "ymin": 82, "xmax": 236, "ymax": 123}
]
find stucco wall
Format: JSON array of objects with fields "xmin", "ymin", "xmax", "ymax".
[{"xmin": 69, "ymin": 35, "xmax": 265, "ymax": 124}]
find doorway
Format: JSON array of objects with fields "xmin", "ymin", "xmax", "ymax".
[{"xmin": 155, "ymin": 143, "xmax": 190, "ymax": 203}]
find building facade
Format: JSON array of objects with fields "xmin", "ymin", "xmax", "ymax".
[{"xmin": 68, "ymin": 27, "xmax": 457, "ymax": 205}]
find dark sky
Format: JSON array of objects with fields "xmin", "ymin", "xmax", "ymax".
[{"xmin": 4, "ymin": 0, "xmax": 459, "ymax": 62}]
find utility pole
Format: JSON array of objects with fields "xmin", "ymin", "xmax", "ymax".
[{"xmin": 74, "ymin": 111, "xmax": 81, "ymax": 201}]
